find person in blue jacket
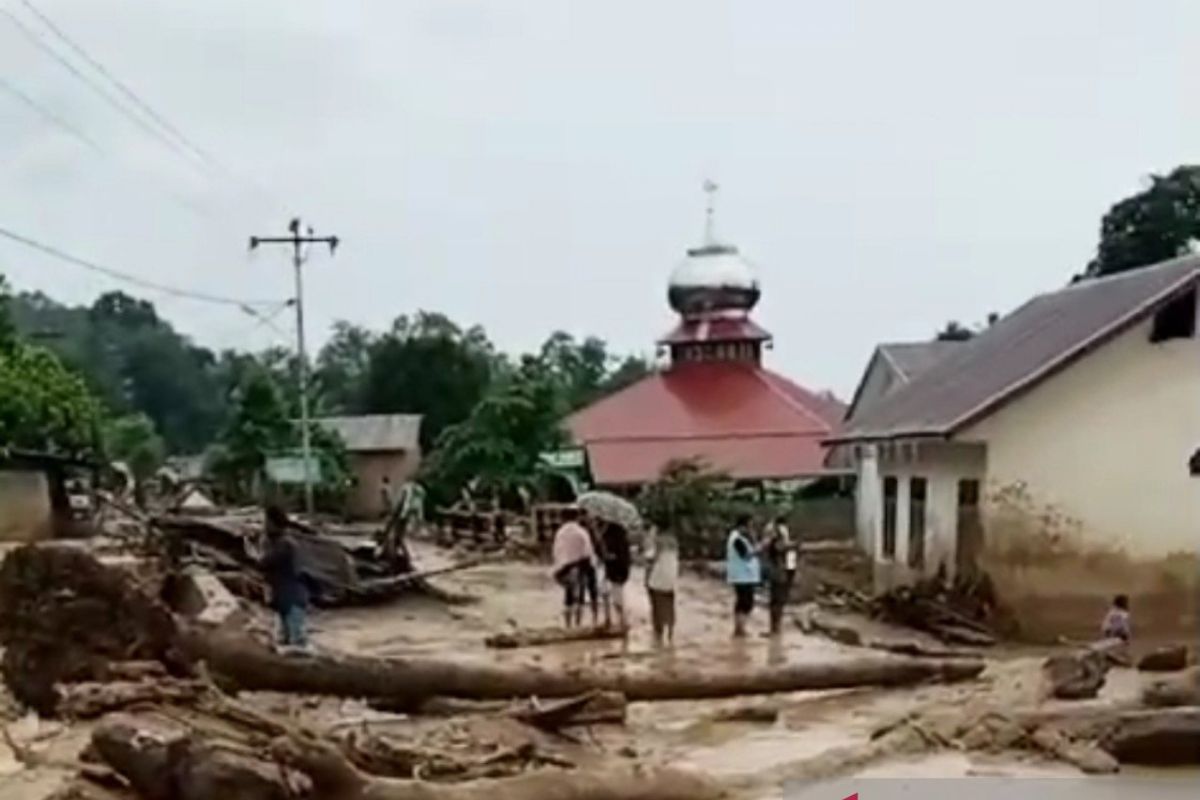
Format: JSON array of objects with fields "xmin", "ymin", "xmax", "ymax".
[{"xmin": 726, "ymin": 514, "xmax": 761, "ymax": 638}]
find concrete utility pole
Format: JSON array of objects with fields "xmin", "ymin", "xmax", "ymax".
[{"xmin": 249, "ymin": 218, "xmax": 339, "ymax": 513}]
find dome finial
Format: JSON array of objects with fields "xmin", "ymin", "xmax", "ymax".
[{"xmin": 703, "ymin": 179, "xmax": 719, "ymax": 245}]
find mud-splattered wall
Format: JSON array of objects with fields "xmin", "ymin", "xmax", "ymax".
[{"xmin": 981, "ymin": 481, "xmax": 1199, "ymax": 644}]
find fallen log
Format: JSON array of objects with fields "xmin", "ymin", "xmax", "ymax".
[
  {"xmin": 91, "ymin": 719, "xmax": 296, "ymax": 800},
  {"xmin": 180, "ymin": 627, "xmax": 985, "ymax": 705},
  {"xmin": 1143, "ymin": 666, "xmax": 1200, "ymax": 707},
  {"xmin": 485, "ymin": 625, "xmax": 627, "ymax": 650},
  {"xmin": 274, "ymin": 733, "xmax": 726, "ymax": 800},
  {"xmin": 56, "ymin": 678, "xmax": 206, "ymax": 719},
  {"xmin": 91, "ymin": 718, "xmax": 726, "ymax": 800},
  {"xmin": 1100, "ymin": 708, "xmax": 1200, "ymax": 766},
  {"xmin": 800, "ymin": 612, "xmax": 979, "ymax": 659}
]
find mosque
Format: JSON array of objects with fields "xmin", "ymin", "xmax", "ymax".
[{"xmin": 567, "ymin": 187, "xmax": 844, "ymax": 487}]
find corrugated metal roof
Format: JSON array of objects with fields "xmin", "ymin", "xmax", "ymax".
[
  {"xmin": 878, "ymin": 341, "xmax": 964, "ymax": 381},
  {"xmin": 567, "ymin": 361, "xmax": 844, "ymax": 484},
  {"xmin": 843, "ymin": 340, "xmax": 963, "ymax": 422},
  {"xmin": 839, "ymin": 256, "xmax": 1200, "ymax": 441},
  {"xmin": 317, "ymin": 414, "xmax": 422, "ymax": 452}
]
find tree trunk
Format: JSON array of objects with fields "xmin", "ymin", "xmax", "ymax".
[
  {"xmin": 485, "ymin": 626, "xmax": 627, "ymax": 650},
  {"xmin": 179, "ymin": 627, "xmax": 983, "ymax": 705},
  {"xmin": 1100, "ymin": 708, "xmax": 1200, "ymax": 766}
]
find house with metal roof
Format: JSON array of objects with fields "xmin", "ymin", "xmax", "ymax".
[
  {"xmin": 566, "ymin": 188, "xmax": 845, "ymax": 488},
  {"xmin": 316, "ymin": 414, "xmax": 422, "ymax": 518},
  {"xmin": 834, "ymin": 256, "xmax": 1200, "ymax": 638}
]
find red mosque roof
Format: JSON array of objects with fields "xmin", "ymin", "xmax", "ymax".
[{"xmin": 566, "ymin": 361, "xmax": 845, "ymax": 486}]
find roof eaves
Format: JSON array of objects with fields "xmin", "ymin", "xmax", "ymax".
[
  {"xmin": 842, "ymin": 348, "xmax": 887, "ymax": 423},
  {"xmin": 946, "ymin": 268, "xmax": 1200, "ymax": 435}
]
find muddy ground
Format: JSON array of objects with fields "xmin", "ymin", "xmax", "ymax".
[{"xmin": 1, "ymin": 539, "xmax": 1195, "ymax": 799}]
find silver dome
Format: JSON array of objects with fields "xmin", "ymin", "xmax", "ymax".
[{"xmin": 667, "ymin": 244, "xmax": 760, "ymax": 316}]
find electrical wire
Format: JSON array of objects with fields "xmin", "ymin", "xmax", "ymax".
[
  {"xmin": 0, "ymin": 74, "xmax": 103, "ymax": 153},
  {"xmin": 19, "ymin": 0, "xmax": 217, "ymax": 169},
  {"xmin": 0, "ymin": 224, "xmax": 282, "ymax": 309},
  {"xmin": 1, "ymin": 8, "xmax": 208, "ymax": 174},
  {"xmin": 14, "ymin": 1, "xmax": 286, "ymax": 212},
  {"xmin": 1, "ymin": 71, "xmax": 224, "ymax": 220}
]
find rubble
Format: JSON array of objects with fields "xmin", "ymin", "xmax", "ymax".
[
  {"xmin": 1041, "ymin": 640, "xmax": 1125, "ymax": 700},
  {"xmin": 1137, "ymin": 644, "xmax": 1189, "ymax": 673}
]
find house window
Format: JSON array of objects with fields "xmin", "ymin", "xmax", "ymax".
[
  {"xmin": 882, "ymin": 476, "xmax": 897, "ymax": 559},
  {"xmin": 908, "ymin": 477, "xmax": 927, "ymax": 569},
  {"xmin": 1150, "ymin": 288, "xmax": 1196, "ymax": 342}
]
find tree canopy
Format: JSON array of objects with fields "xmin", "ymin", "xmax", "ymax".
[
  {"xmin": 1087, "ymin": 166, "xmax": 1200, "ymax": 278},
  {"xmin": 422, "ymin": 357, "xmax": 568, "ymax": 507},
  {"xmin": 1, "ymin": 276, "xmax": 100, "ymax": 455}
]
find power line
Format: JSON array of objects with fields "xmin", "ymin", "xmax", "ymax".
[
  {"xmin": 0, "ymin": 224, "xmax": 281, "ymax": 309},
  {"xmin": 15, "ymin": 1, "xmax": 286, "ymax": 212},
  {"xmin": 1, "ymin": 72, "xmax": 221, "ymax": 221},
  {"xmin": 1, "ymin": 8, "xmax": 208, "ymax": 175},
  {"xmin": 19, "ymin": 0, "xmax": 217, "ymax": 170},
  {"xmin": 0, "ymin": 74, "xmax": 103, "ymax": 153}
]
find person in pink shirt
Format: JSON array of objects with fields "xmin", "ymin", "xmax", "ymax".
[{"xmin": 552, "ymin": 507, "xmax": 598, "ymax": 627}]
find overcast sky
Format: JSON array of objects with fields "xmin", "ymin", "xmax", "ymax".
[{"xmin": 1, "ymin": 0, "xmax": 1196, "ymax": 396}]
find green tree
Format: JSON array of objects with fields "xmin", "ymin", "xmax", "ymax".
[
  {"xmin": 216, "ymin": 368, "xmax": 292, "ymax": 495},
  {"xmin": 638, "ymin": 458, "xmax": 742, "ymax": 558},
  {"xmin": 538, "ymin": 331, "xmax": 652, "ymax": 410},
  {"xmin": 314, "ymin": 321, "xmax": 375, "ymax": 413},
  {"xmin": 9, "ymin": 289, "xmax": 225, "ymax": 452},
  {"xmin": 422, "ymin": 357, "xmax": 567, "ymax": 507},
  {"xmin": 1087, "ymin": 166, "xmax": 1200, "ymax": 278},
  {"xmin": 1, "ymin": 278, "xmax": 100, "ymax": 454},
  {"xmin": 935, "ymin": 320, "xmax": 975, "ymax": 341},
  {"xmin": 360, "ymin": 312, "xmax": 497, "ymax": 448}
]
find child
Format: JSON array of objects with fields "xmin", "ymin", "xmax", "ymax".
[{"xmin": 1101, "ymin": 594, "xmax": 1132, "ymax": 642}]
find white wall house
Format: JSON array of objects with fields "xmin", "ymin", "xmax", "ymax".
[{"xmin": 834, "ymin": 258, "xmax": 1200, "ymax": 639}]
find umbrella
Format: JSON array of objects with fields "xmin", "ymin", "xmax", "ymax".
[{"xmin": 577, "ymin": 490, "xmax": 642, "ymax": 530}]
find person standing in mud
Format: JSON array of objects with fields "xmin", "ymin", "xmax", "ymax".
[
  {"xmin": 551, "ymin": 507, "xmax": 598, "ymax": 628},
  {"xmin": 261, "ymin": 505, "xmax": 310, "ymax": 652},
  {"xmin": 645, "ymin": 527, "xmax": 679, "ymax": 646},
  {"xmin": 599, "ymin": 521, "xmax": 632, "ymax": 630},
  {"xmin": 762, "ymin": 514, "xmax": 797, "ymax": 636},
  {"xmin": 726, "ymin": 514, "xmax": 761, "ymax": 638}
]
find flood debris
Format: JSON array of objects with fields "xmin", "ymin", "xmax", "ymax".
[
  {"xmin": 153, "ymin": 512, "xmax": 483, "ymax": 609},
  {"xmin": 87, "ymin": 714, "xmax": 725, "ymax": 800},
  {"xmin": 1041, "ymin": 639, "xmax": 1129, "ymax": 700},
  {"xmin": 484, "ymin": 625, "xmax": 627, "ymax": 650},
  {"xmin": 1137, "ymin": 644, "xmax": 1190, "ymax": 673},
  {"xmin": 1143, "ymin": 666, "xmax": 1200, "ymax": 707}
]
